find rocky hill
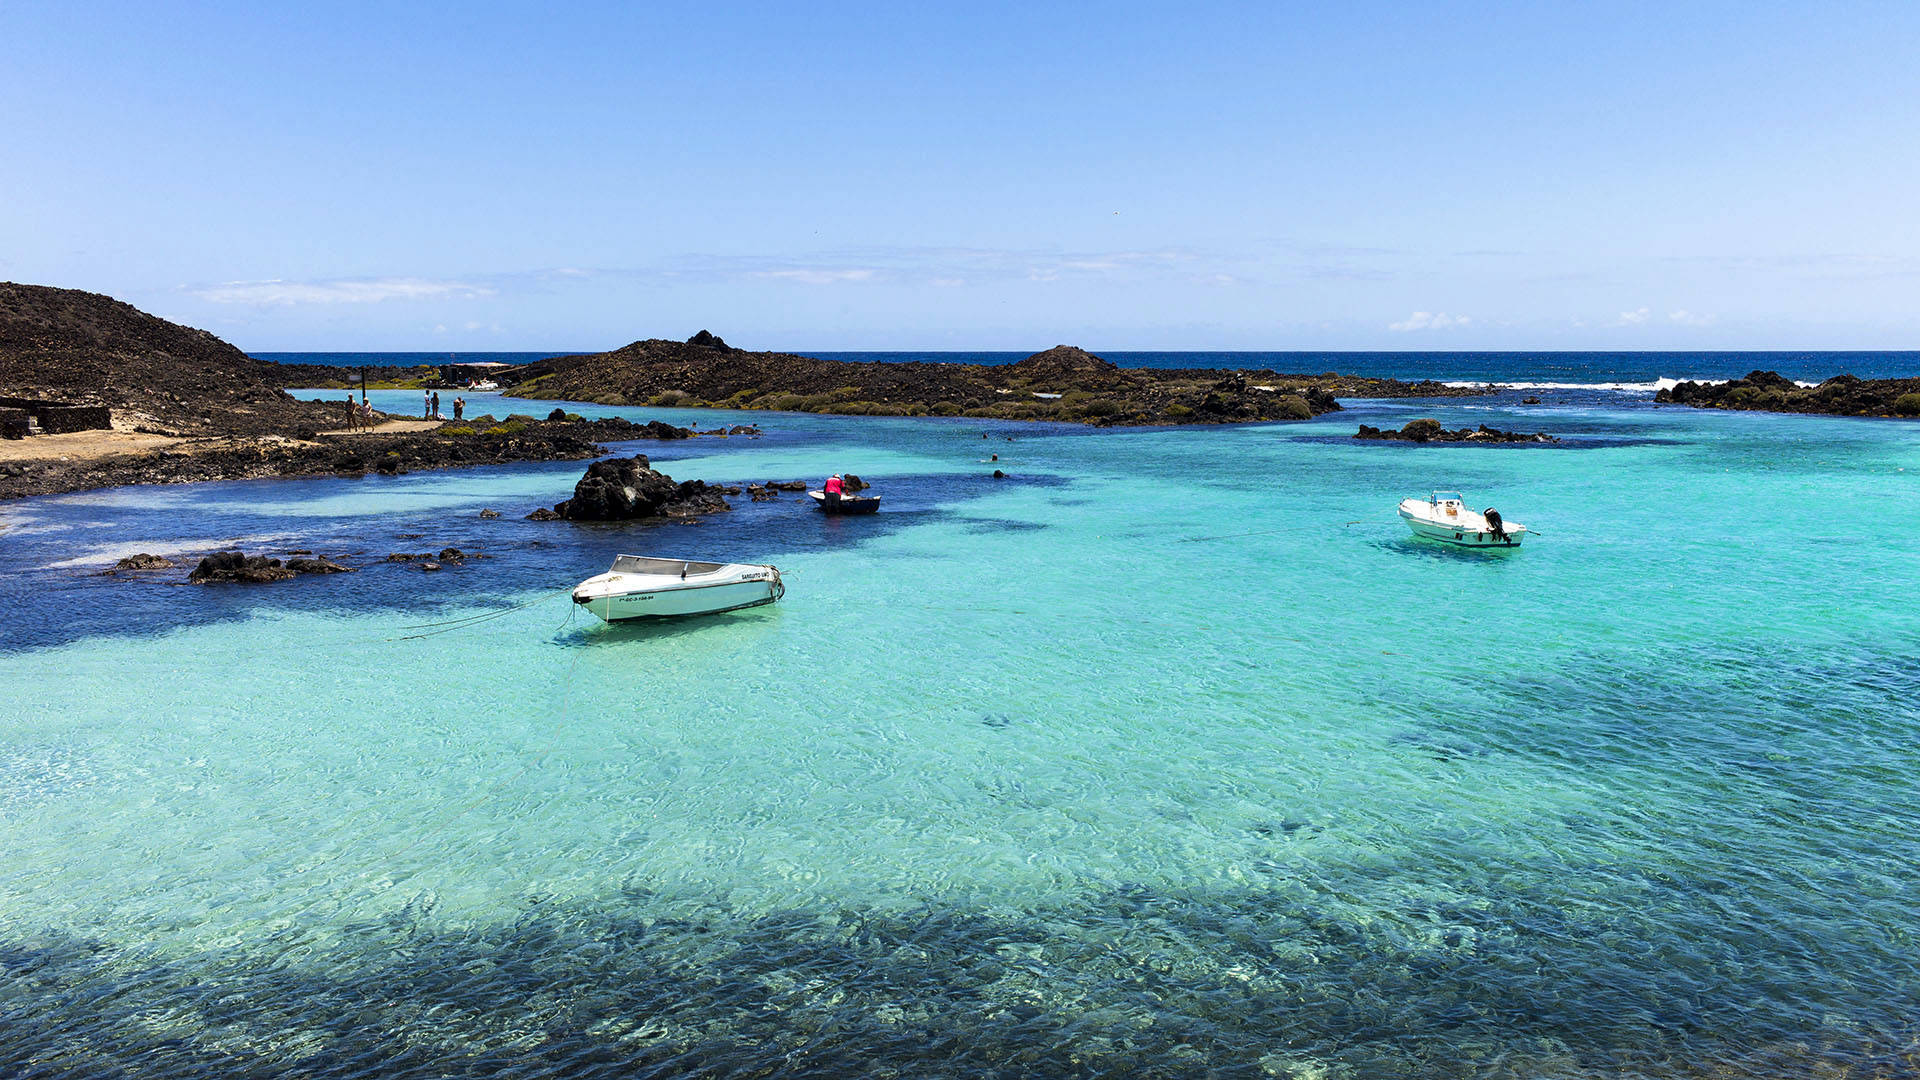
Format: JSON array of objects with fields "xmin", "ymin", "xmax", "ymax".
[
  {"xmin": 503, "ymin": 335, "xmax": 1478, "ymax": 425},
  {"xmin": 0, "ymin": 282, "xmax": 337, "ymax": 435},
  {"xmin": 1656, "ymin": 370, "xmax": 1920, "ymax": 418}
]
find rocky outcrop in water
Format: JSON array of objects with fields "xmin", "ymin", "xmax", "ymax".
[
  {"xmin": 285, "ymin": 556, "xmax": 351, "ymax": 574},
  {"xmin": 187, "ymin": 551, "xmax": 297, "ymax": 583},
  {"xmin": 186, "ymin": 550, "xmax": 361, "ymax": 582},
  {"xmin": 110, "ymin": 553, "xmax": 178, "ymax": 571},
  {"xmin": 533, "ymin": 455, "xmax": 732, "ymax": 521},
  {"xmin": 1655, "ymin": 370, "xmax": 1920, "ymax": 417},
  {"xmin": 1355, "ymin": 420, "xmax": 1560, "ymax": 443}
]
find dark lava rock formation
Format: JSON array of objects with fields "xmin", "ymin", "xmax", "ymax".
[
  {"xmin": 1655, "ymin": 370, "xmax": 1920, "ymax": 418},
  {"xmin": 499, "ymin": 338, "xmax": 1479, "ymax": 426},
  {"xmin": 533, "ymin": 455, "xmax": 732, "ymax": 522},
  {"xmin": 0, "ymin": 281, "xmax": 342, "ymax": 436},
  {"xmin": 187, "ymin": 551, "xmax": 297, "ymax": 583},
  {"xmin": 110, "ymin": 553, "xmax": 178, "ymax": 571},
  {"xmin": 1355, "ymin": 419, "xmax": 1560, "ymax": 443}
]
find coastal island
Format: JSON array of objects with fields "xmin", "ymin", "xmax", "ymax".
[
  {"xmin": 1655, "ymin": 370, "xmax": 1920, "ymax": 417},
  {"xmin": 488, "ymin": 334, "xmax": 1481, "ymax": 426}
]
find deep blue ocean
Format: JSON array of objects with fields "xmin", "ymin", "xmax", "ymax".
[
  {"xmin": 254, "ymin": 349, "xmax": 1920, "ymax": 387},
  {"xmin": 5, "ymin": 360, "xmax": 1919, "ymax": 1078}
]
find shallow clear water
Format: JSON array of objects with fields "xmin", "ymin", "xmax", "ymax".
[{"xmin": 4, "ymin": 388, "xmax": 1919, "ymax": 1078}]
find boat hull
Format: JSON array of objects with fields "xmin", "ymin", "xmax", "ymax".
[
  {"xmin": 808, "ymin": 491, "xmax": 880, "ymax": 515},
  {"xmin": 1397, "ymin": 498, "xmax": 1526, "ymax": 547},
  {"xmin": 579, "ymin": 579, "xmax": 780, "ymax": 621},
  {"xmin": 573, "ymin": 559, "xmax": 784, "ymax": 622}
]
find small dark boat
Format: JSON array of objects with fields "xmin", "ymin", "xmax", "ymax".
[{"xmin": 808, "ymin": 490, "xmax": 881, "ymax": 515}]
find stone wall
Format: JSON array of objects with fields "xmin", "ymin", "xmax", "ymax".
[
  {"xmin": 0, "ymin": 397, "xmax": 113, "ymax": 433},
  {"xmin": 37, "ymin": 405, "xmax": 113, "ymax": 433}
]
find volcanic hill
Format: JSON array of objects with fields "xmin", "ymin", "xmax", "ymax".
[
  {"xmin": 0, "ymin": 282, "xmax": 339, "ymax": 436},
  {"xmin": 502, "ymin": 336, "xmax": 1476, "ymax": 424}
]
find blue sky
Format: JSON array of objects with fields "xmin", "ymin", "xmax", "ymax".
[{"xmin": 4, "ymin": 1, "xmax": 1918, "ymax": 350}]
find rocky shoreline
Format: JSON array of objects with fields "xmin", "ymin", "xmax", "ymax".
[
  {"xmin": 1655, "ymin": 370, "xmax": 1920, "ymax": 417},
  {"xmin": 492, "ymin": 337, "xmax": 1484, "ymax": 426},
  {"xmin": 0, "ymin": 416, "xmax": 699, "ymax": 500}
]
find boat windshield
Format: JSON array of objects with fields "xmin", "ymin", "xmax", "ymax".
[
  {"xmin": 1431, "ymin": 491, "xmax": 1464, "ymax": 504},
  {"xmin": 611, "ymin": 555, "xmax": 728, "ymax": 576}
]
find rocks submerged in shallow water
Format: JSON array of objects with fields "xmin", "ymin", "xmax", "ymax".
[
  {"xmin": 1354, "ymin": 419, "xmax": 1559, "ymax": 444},
  {"xmin": 187, "ymin": 550, "xmax": 359, "ymax": 582},
  {"xmin": 285, "ymin": 556, "xmax": 351, "ymax": 574},
  {"xmin": 111, "ymin": 553, "xmax": 178, "ymax": 571},
  {"xmin": 188, "ymin": 551, "xmax": 296, "ymax": 583},
  {"xmin": 531, "ymin": 455, "xmax": 733, "ymax": 521}
]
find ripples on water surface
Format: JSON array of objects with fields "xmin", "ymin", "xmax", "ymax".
[{"xmin": 2, "ymin": 388, "xmax": 1918, "ymax": 1078}]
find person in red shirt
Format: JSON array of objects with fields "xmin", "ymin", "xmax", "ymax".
[{"xmin": 824, "ymin": 474, "xmax": 843, "ymax": 507}]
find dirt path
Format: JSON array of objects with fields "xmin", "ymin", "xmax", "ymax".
[
  {"xmin": 318, "ymin": 419, "xmax": 445, "ymax": 436},
  {"xmin": 0, "ymin": 429, "xmax": 185, "ymax": 463},
  {"xmin": 0, "ymin": 418, "xmax": 447, "ymax": 465}
]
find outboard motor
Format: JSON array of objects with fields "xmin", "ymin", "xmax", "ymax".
[{"xmin": 1483, "ymin": 507, "xmax": 1506, "ymax": 541}]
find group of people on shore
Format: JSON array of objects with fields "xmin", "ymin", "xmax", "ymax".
[
  {"xmin": 340, "ymin": 395, "xmax": 377, "ymax": 431},
  {"xmin": 422, "ymin": 390, "xmax": 466, "ymax": 421}
]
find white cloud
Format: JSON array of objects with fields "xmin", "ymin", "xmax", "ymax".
[
  {"xmin": 1667, "ymin": 309, "xmax": 1714, "ymax": 326},
  {"xmin": 195, "ymin": 277, "xmax": 494, "ymax": 305},
  {"xmin": 1614, "ymin": 307, "xmax": 1651, "ymax": 325},
  {"xmin": 1388, "ymin": 311, "xmax": 1472, "ymax": 332},
  {"xmin": 750, "ymin": 268, "xmax": 876, "ymax": 285}
]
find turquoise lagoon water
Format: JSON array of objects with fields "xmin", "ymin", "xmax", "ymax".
[{"xmin": 3, "ymin": 388, "xmax": 1919, "ymax": 1077}]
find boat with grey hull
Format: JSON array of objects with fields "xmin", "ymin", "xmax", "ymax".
[{"xmin": 572, "ymin": 555, "xmax": 785, "ymax": 621}]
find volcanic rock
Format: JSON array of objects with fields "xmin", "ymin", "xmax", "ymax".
[
  {"xmin": 492, "ymin": 337, "xmax": 1476, "ymax": 427},
  {"xmin": 112, "ymin": 553, "xmax": 178, "ymax": 571},
  {"xmin": 1355, "ymin": 420, "xmax": 1559, "ymax": 444},
  {"xmin": 1656, "ymin": 370, "xmax": 1920, "ymax": 417},
  {"xmin": 188, "ymin": 551, "xmax": 295, "ymax": 584},
  {"xmin": 285, "ymin": 556, "xmax": 351, "ymax": 574},
  {"xmin": 537, "ymin": 455, "xmax": 733, "ymax": 521},
  {"xmin": 0, "ymin": 282, "xmax": 342, "ymax": 437}
]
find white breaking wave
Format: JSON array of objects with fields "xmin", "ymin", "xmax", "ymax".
[{"xmin": 1440, "ymin": 376, "xmax": 1818, "ymax": 393}]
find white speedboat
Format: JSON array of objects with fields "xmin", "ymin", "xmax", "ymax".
[
  {"xmin": 469, "ymin": 379, "xmax": 501, "ymax": 391},
  {"xmin": 572, "ymin": 555, "xmax": 784, "ymax": 621},
  {"xmin": 1397, "ymin": 491, "xmax": 1527, "ymax": 548}
]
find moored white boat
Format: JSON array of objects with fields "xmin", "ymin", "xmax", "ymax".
[
  {"xmin": 572, "ymin": 555, "xmax": 784, "ymax": 621},
  {"xmin": 468, "ymin": 379, "xmax": 500, "ymax": 391},
  {"xmin": 1397, "ymin": 491, "xmax": 1527, "ymax": 548}
]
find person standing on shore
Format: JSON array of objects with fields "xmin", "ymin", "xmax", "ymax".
[
  {"xmin": 431, "ymin": 391, "xmax": 441, "ymax": 419},
  {"xmin": 453, "ymin": 397, "xmax": 464, "ymax": 421},
  {"xmin": 344, "ymin": 394, "xmax": 356, "ymax": 431},
  {"xmin": 423, "ymin": 389, "xmax": 431, "ymax": 418}
]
